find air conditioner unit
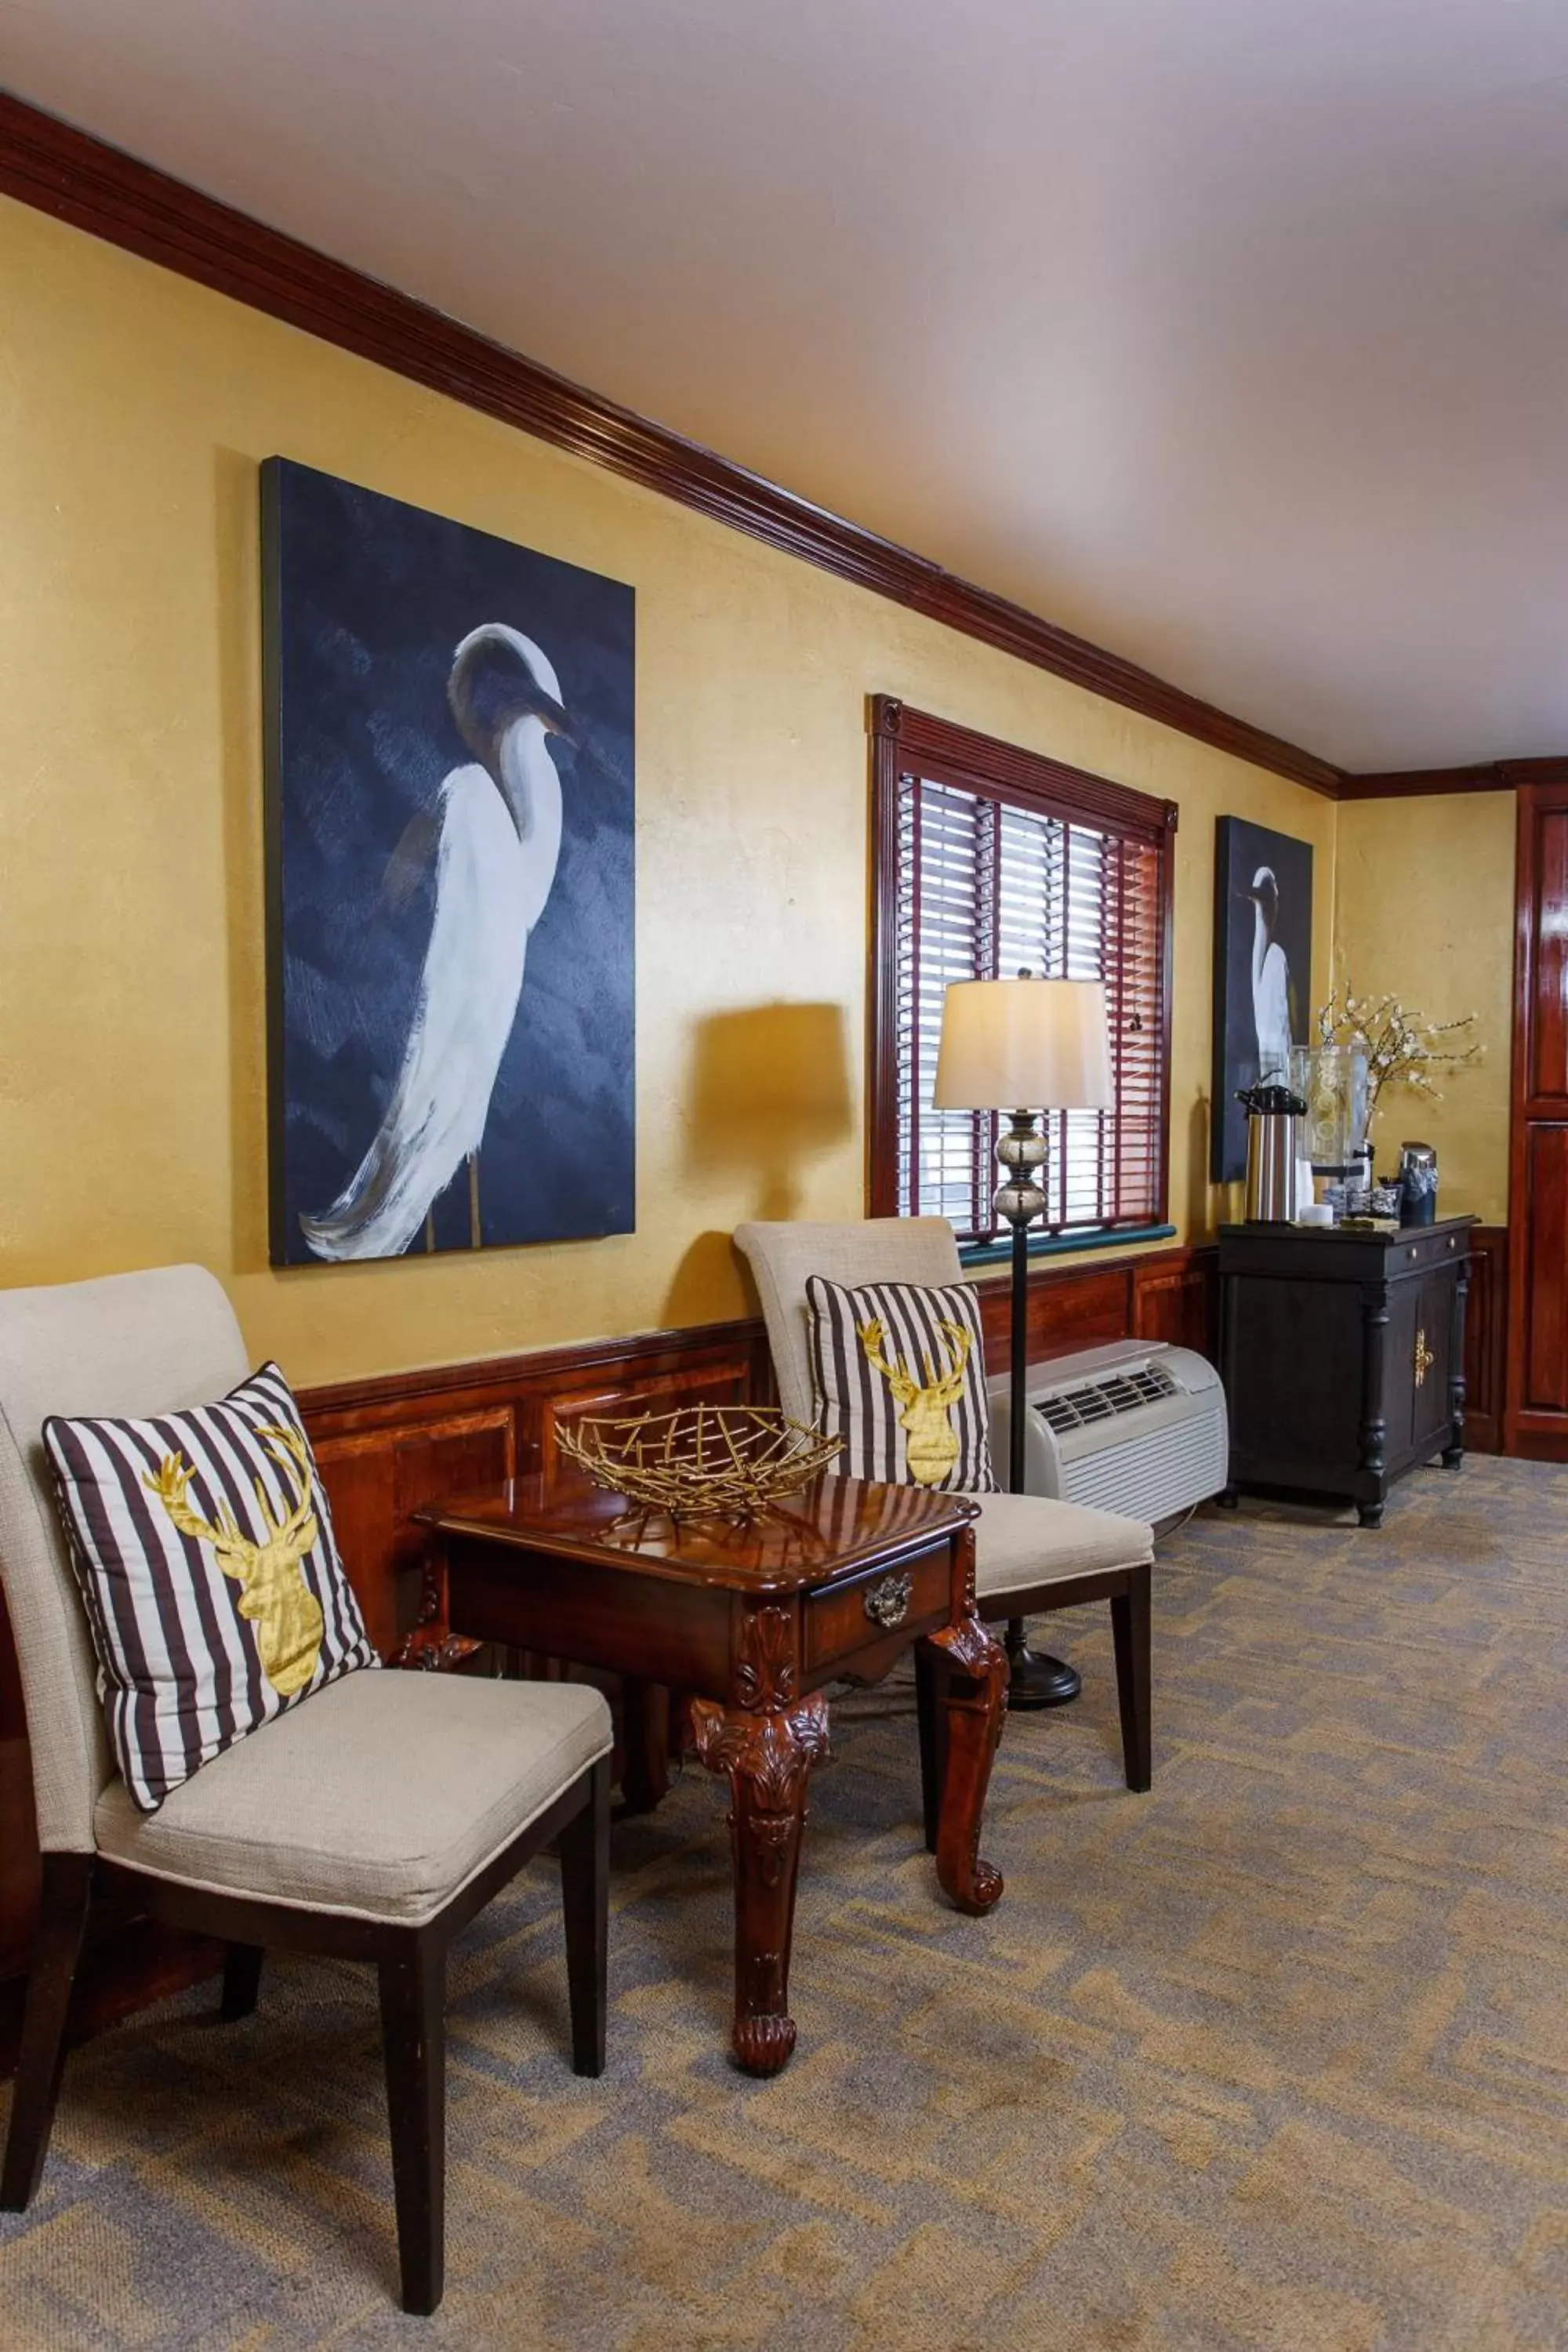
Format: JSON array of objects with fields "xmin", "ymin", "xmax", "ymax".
[{"xmin": 987, "ymin": 1339, "xmax": 1228, "ymax": 1526}]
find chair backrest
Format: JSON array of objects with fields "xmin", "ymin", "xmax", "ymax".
[
  {"xmin": 733, "ymin": 1218, "xmax": 966, "ymax": 1425},
  {"xmin": 0, "ymin": 1265, "xmax": 250, "ymax": 1852}
]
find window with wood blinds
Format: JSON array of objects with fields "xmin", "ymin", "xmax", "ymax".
[{"xmin": 867, "ymin": 698, "xmax": 1177, "ymax": 1245}]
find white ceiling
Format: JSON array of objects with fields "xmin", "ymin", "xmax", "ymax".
[{"xmin": 6, "ymin": 0, "xmax": 1568, "ymax": 771}]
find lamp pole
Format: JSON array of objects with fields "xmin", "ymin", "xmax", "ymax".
[
  {"xmin": 933, "ymin": 967, "xmax": 1112, "ymax": 1711},
  {"xmin": 994, "ymin": 1102, "xmax": 1082, "ymax": 1709}
]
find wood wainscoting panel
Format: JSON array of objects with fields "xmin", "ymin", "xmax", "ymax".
[
  {"xmin": 1461, "ymin": 1226, "xmax": 1508, "ymax": 1456},
  {"xmin": 309, "ymin": 1409, "xmax": 517, "ymax": 1658},
  {"xmin": 1133, "ymin": 1249, "xmax": 1218, "ymax": 1357},
  {"xmin": 972, "ymin": 1244, "xmax": 1214, "ymax": 1377}
]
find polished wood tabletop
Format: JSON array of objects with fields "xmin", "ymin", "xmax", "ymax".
[{"xmin": 417, "ymin": 1470, "xmax": 978, "ymax": 1592}]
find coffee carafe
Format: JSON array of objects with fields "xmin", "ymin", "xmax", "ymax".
[
  {"xmin": 1236, "ymin": 1081, "xmax": 1308, "ymax": 1222},
  {"xmin": 1398, "ymin": 1140, "xmax": 1438, "ymax": 1227}
]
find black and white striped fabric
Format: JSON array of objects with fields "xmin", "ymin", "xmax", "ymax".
[
  {"xmin": 806, "ymin": 1276, "xmax": 998, "ymax": 1494},
  {"xmin": 44, "ymin": 1363, "xmax": 377, "ymax": 1811}
]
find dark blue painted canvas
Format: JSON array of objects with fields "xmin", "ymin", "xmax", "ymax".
[
  {"xmin": 1210, "ymin": 815, "xmax": 1312, "ymax": 1182},
  {"xmin": 262, "ymin": 459, "xmax": 635, "ymax": 1265}
]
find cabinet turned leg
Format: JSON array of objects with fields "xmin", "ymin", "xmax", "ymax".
[
  {"xmin": 1357, "ymin": 1501, "xmax": 1385, "ymax": 1529},
  {"xmin": 1441, "ymin": 1444, "xmax": 1465, "ymax": 1469}
]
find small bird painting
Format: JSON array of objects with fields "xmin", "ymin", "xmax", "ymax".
[{"xmin": 1211, "ymin": 817, "xmax": 1314, "ymax": 1181}]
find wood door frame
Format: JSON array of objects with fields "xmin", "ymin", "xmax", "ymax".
[{"xmin": 1504, "ymin": 766, "xmax": 1568, "ymax": 1457}]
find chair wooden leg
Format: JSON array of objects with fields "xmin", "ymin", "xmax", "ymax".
[
  {"xmin": 378, "ymin": 1931, "xmax": 445, "ymax": 2317},
  {"xmin": 1110, "ymin": 1562, "xmax": 1152, "ymax": 1793},
  {"xmin": 220, "ymin": 1943, "xmax": 263, "ymax": 2022},
  {"xmin": 914, "ymin": 1639, "xmax": 949, "ymax": 1855},
  {"xmin": 559, "ymin": 1756, "xmax": 609, "ymax": 2078},
  {"xmin": 2, "ymin": 1853, "xmax": 94, "ymax": 2211}
]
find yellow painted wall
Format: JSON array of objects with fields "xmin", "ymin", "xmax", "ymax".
[
  {"xmin": 0, "ymin": 196, "xmax": 1339, "ymax": 1385},
  {"xmin": 1332, "ymin": 794, "xmax": 1515, "ymax": 1224}
]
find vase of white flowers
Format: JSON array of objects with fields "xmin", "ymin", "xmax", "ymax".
[{"xmin": 1315, "ymin": 987, "xmax": 1483, "ymax": 1157}]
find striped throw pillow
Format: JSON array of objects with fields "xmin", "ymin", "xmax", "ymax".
[
  {"xmin": 44, "ymin": 1363, "xmax": 378, "ymax": 1811},
  {"xmin": 806, "ymin": 1276, "xmax": 998, "ymax": 1494}
]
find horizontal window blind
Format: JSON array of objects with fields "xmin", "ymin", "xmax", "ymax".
[{"xmin": 893, "ymin": 769, "xmax": 1169, "ymax": 1243}]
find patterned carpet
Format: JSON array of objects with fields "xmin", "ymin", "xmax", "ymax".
[{"xmin": 2, "ymin": 1457, "xmax": 1566, "ymax": 2351}]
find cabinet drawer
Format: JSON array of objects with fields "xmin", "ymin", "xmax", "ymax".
[
  {"xmin": 804, "ymin": 1541, "xmax": 954, "ymax": 1671},
  {"xmin": 1394, "ymin": 1228, "xmax": 1467, "ymax": 1276}
]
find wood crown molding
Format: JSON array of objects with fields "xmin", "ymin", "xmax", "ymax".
[
  {"xmin": 5, "ymin": 90, "xmax": 1560, "ymax": 803},
  {"xmin": 1334, "ymin": 761, "xmax": 1568, "ymax": 800},
  {"xmin": 0, "ymin": 89, "xmax": 1351, "ymax": 795}
]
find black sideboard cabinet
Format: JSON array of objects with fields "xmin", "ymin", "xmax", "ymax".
[{"xmin": 1218, "ymin": 1215, "xmax": 1474, "ymax": 1526}]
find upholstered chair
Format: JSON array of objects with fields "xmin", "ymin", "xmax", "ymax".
[
  {"xmin": 733, "ymin": 1219, "xmax": 1154, "ymax": 1802},
  {"xmin": 0, "ymin": 1265, "xmax": 612, "ymax": 2317}
]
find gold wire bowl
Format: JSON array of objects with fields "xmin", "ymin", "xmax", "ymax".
[{"xmin": 555, "ymin": 1404, "xmax": 842, "ymax": 1523}]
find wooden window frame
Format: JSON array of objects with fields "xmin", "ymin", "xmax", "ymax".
[{"xmin": 866, "ymin": 695, "xmax": 1178, "ymax": 1240}]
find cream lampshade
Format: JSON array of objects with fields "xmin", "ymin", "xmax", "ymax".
[
  {"xmin": 933, "ymin": 976, "xmax": 1113, "ymax": 1112},
  {"xmin": 932, "ymin": 971, "xmax": 1114, "ymax": 1714}
]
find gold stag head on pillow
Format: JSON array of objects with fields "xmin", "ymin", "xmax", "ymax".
[
  {"xmin": 144, "ymin": 1424, "xmax": 325, "ymax": 1697},
  {"xmin": 857, "ymin": 1316, "xmax": 973, "ymax": 1486}
]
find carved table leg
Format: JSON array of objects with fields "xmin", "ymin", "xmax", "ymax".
[
  {"xmin": 922, "ymin": 1526, "xmax": 1007, "ymax": 1918},
  {"xmin": 691, "ymin": 1605, "xmax": 829, "ymax": 2076}
]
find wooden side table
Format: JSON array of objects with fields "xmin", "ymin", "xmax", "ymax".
[{"xmin": 408, "ymin": 1474, "xmax": 1008, "ymax": 2074}]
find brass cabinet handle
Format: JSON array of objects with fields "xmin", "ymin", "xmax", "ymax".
[
  {"xmin": 864, "ymin": 1570, "xmax": 913, "ymax": 1630},
  {"xmin": 1414, "ymin": 1329, "xmax": 1435, "ymax": 1388}
]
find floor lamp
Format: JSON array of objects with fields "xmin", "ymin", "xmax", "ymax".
[{"xmin": 934, "ymin": 972, "xmax": 1115, "ymax": 1709}]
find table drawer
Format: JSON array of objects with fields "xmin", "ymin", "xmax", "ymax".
[{"xmin": 803, "ymin": 1540, "xmax": 954, "ymax": 1672}]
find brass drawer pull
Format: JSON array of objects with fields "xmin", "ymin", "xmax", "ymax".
[{"xmin": 864, "ymin": 1570, "xmax": 913, "ymax": 1630}]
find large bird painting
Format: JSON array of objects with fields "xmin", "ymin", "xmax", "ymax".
[
  {"xmin": 1210, "ymin": 816, "xmax": 1313, "ymax": 1183},
  {"xmin": 262, "ymin": 461, "xmax": 635, "ymax": 1265}
]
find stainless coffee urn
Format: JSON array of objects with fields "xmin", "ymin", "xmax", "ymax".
[{"xmin": 1236, "ymin": 1081, "xmax": 1308, "ymax": 1222}]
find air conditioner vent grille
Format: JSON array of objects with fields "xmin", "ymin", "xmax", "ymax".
[{"xmin": 1033, "ymin": 1362, "xmax": 1177, "ymax": 1434}]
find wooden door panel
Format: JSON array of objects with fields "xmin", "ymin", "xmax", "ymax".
[
  {"xmin": 1530, "ymin": 808, "xmax": 1568, "ymax": 1103},
  {"xmin": 1508, "ymin": 775, "xmax": 1568, "ymax": 1452},
  {"xmin": 1381, "ymin": 1282, "xmax": 1420, "ymax": 1462},
  {"xmin": 1412, "ymin": 1272, "xmax": 1455, "ymax": 1457},
  {"xmin": 1523, "ymin": 1126, "xmax": 1568, "ymax": 1413}
]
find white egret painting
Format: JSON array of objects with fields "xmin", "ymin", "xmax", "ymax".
[
  {"xmin": 262, "ymin": 459, "xmax": 635, "ymax": 1265},
  {"xmin": 1210, "ymin": 815, "xmax": 1312, "ymax": 1183}
]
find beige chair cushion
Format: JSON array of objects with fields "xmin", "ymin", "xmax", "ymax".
[
  {"xmin": 96, "ymin": 1665, "xmax": 612, "ymax": 1926},
  {"xmin": 969, "ymin": 1489, "xmax": 1153, "ymax": 1602}
]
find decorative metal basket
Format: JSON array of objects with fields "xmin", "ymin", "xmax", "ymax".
[{"xmin": 555, "ymin": 1404, "xmax": 841, "ymax": 1523}]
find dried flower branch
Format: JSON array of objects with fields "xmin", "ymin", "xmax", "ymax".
[{"xmin": 1316, "ymin": 985, "xmax": 1483, "ymax": 1133}]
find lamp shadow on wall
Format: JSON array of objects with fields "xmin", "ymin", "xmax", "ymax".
[{"xmin": 663, "ymin": 1002, "xmax": 853, "ymax": 1324}]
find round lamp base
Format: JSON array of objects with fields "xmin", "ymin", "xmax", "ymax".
[{"xmin": 1004, "ymin": 1638, "xmax": 1082, "ymax": 1711}]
